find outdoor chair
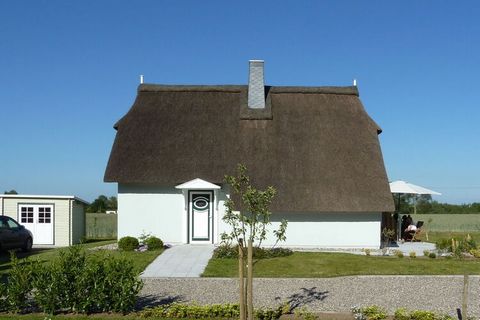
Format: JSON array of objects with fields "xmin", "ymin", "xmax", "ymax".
[{"xmin": 404, "ymin": 221, "xmax": 424, "ymax": 242}]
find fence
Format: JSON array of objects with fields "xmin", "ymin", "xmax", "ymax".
[
  {"xmin": 411, "ymin": 213, "xmax": 480, "ymax": 232},
  {"xmin": 86, "ymin": 213, "xmax": 117, "ymax": 239}
]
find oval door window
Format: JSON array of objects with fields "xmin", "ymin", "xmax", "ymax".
[{"xmin": 193, "ymin": 197, "xmax": 209, "ymax": 210}]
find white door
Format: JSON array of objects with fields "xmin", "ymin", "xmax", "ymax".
[
  {"xmin": 18, "ymin": 205, "xmax": 54, "ymax": 245},
  {"xmin": 188, "ymin": 191, "xmax": 213, "ymax": 243}
]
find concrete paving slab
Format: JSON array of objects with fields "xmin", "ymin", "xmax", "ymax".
[
  {"xmin": 391, "ymin": 241, "xmax": 436, "ymax": 256},
  {"xmin": 141, "ymin": 244, "xmax": 215, "ymax": 278}
]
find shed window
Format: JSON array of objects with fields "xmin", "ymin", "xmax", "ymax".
[
  {"xmin": 20, "ymin": 207, "xmax": 34, "ymax": 223},
  {"xmin": 38, "ymin": 207, "xmax": 51, "ymax": 223}
]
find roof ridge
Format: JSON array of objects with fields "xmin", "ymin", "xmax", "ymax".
[{"xmin": 138, "ymin": 84, "xmax": 359, "ymax": 96}]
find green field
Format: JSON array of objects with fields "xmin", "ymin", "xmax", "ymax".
[
  {"xmin": 411, "ymin": 214, "xmax": 480, "ymax": 232},
  {"xmin": 86, "ymin": 213, "xmax": 117, "ymax": 239}
]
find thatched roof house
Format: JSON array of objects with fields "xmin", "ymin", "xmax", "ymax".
[{"xmin": 105, "ymin": 61, "xmax": 394, "ymax": 248}]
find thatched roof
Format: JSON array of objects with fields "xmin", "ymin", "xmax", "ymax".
[{"xmin": 105, "ymin": 84, "xmax": 394, "ymax": 213}]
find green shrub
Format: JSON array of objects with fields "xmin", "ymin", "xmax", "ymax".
[
  {"xmin": 409, "ymin": 310, "xmax": 435, "ymax": 320},
  {"xmin": 423, "ymin": 250, "xmax": 430, "ymax": 257},
  {"xmin": 294, "ymin": 306, "xmax": 318, "ymax": 320},
  {"xmin": 32, "ymin": 259, "xmax": 64, "ymax": 313},
  {"xmin": 470, "ymin": 248, "xmax": 480, "ymax": 258},
  {"xmin": 435, "ymin": 239, "xmax": 451, "ymax": 251},
  {"xmin": 394, "ymin": 308, "xmax": 409, "ymax": 320},
  {"xmin": 139, "ymin": 302, "xmax": 290, "ymax": 319},
  {"xmin": 457, "ymin": 236, "xmax": 477, "ymax": 254},
  {"xmin": 353, "ymin": 305, "xmax": 387, "ymax": 320},
  {"xmin": 363, "ymin": 305, "xmax": 387, "ymax": 320},
  {"xmin": 93, "ymin": 253, "xmax": 144, "ymax": 313},
  {"xmin": 118, "ymin": 236, "xmax": 139, "ymax": 251},
  {"xmin": 428, "ymin": 252, "xmax": 436, "ymax": 259},
  {"xmin": 0, "ymin": 282, "xmax": 7, "ymax": 312},
  {"xmin": 5, "ymin": 252, "xmax": 36, "ymax": 313},
  {"xmin": 145, "ymin": 236, "xmax": 164, "ymax": 250},
  {"xmin": 253, "ymin": 247, "xmax": 293, "ymax": 259},
  {"xmin": 213, "ymin": 245, "xmax": 293, "ymax": 259},
  {"xmin": 33, "ymin": 246, "xmax": 143, "ymax": 314},
  {"xmin": 409, "ymin": 251, "xmax": 416, "ymax": 258},
  {"xmin": 212, "ymin": 244, "xmax": 239, "ymax": 258},
  {"xmin": 394, "ymin": 308, "xmax": 449, "ymax": 320},
  {"xmin": 393, "ymin": 250, "xmax": 404, "ymax": 258},
  {"xmin": 436, "ymin": 235, "xmax": 477, "ymax": 256},
  {"xmin": 140, "ymin": 303, "xmax": 241, "ymax": 318}
]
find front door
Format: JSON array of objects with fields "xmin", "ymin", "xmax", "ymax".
[
  {"xmin": 18, "ymin": 205, "xmax": 54, "ymax": 245},
  {"xmin": 188, "ymin": 191, "xmax": 213, "ymax": 243}
]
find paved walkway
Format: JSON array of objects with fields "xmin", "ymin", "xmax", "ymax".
[
  {"xmin": 141, "ymin": 244, "xmax": 215, "ymax": 278},
  {"xmin": 394, "ymin": 241, "xmax": 436, "ymax": 256}
]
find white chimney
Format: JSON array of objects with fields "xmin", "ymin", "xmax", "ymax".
[
  {"xmin": 140, "ymin": 75, "xmax": 144, "ymax": 84},
  {"xmin": 248, "ymin": 60, "xmax": 265, "ymax": 109}
]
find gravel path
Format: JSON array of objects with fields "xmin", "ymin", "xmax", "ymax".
[{"xmin": 139, "ymin": 276, "xmax": 480, "ymax": 317}]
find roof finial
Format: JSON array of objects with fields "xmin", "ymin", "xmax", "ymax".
[
  {"xmin": 140, "ymin": 75, "xmax": 144, "ymax": 84},
  {"xmin": 353, "ymin": 79, "xmax": 357, "ymax": 86}
]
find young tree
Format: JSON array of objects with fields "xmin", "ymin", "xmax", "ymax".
[{"xmin": 222, "ymin": 164, "xmax": 287, "ymax": 320}]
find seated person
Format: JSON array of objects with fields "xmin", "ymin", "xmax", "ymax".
[
  {"xmin": 404, "ymin": 223, "xmax": 417, "ymax": 241},
  {"xmin": 405, "ymin": 224, "xmax": 417, "ymax": 232}
]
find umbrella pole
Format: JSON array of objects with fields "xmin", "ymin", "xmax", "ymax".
[{"xmin": 397, "ymin": 193, "xmax": 401, "ymax": 241}]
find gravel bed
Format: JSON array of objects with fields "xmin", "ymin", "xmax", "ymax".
[
  {"xmin": 89, "ymin": 243, "xmax": 118, "ymax": 250},
  {"xmin": 139, "ymin": 276, "xmax": 480, "ymax": 317}
]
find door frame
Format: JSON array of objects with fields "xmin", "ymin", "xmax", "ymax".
[
  {"xmin": 17, "ymin": 203, "xmax": 55, "ymax": 245},
  {"xmin": 187, "ymin": 190, "xmax": 214, "ymax": 244}
]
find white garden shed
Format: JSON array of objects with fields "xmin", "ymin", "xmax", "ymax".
[{"xmin": 0, "ymin": 194, "xmax": 89, "ymax": 246}]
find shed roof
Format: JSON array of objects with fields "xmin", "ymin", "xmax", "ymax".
[
  {"xmin": 0, "ymin": 194, "xmax": 90, "ymax": 205},
  {"xmin": 104, "ymin": 84, "xmax": 394, "ymax": 213}
]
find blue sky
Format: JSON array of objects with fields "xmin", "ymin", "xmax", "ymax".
[{"xmin": 1, "ymin": 1, "xmax": 479, "ymax": 204}]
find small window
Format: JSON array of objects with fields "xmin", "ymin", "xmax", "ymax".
[{"xmin": 20, "ymin": 207, "xmax": 34, "ymax": 223}]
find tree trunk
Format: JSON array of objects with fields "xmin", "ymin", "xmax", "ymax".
[
  {"xmin": 247, "ymin": 239, "xmax": 253, "ymax": 320},
  {"xmin": 238, "ymin": 239, "xmax": 246, "ymax": 320}
]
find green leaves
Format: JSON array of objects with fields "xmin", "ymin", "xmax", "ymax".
[
  {"xmin": 223, "ymin": 164, "xmax": 287, "ymax": 247},
  {"xmin": 3, "ymin": 247, "xmax": 143, "ymax": 315},
  {"xmin": 3, "ymin": 252, "xmax": 36, "ymax": 312}
]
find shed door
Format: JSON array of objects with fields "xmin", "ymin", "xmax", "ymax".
[{"xmin": 19, "ymin": 205, "xmax": 54, "ymax": 245}]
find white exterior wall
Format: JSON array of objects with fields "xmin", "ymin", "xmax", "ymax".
[
  {"xmin": 0, "ymin": 197, "xmax": 71, "ymax": 246},
  {"xmin": 117, "ymin": 185, "xmax": 382, "ymax": 248},
  {"xmin": 217, "ymin": 211, "xmax": 382, "ymax": 249},
  {"xmin": 118, "ymin": 184, "xmax": 185, "ymax": 243}
]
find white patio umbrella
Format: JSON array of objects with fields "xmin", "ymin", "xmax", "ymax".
[
  {"xmin": 389, "ymin": 180, "xmax": 441, "ymax": 241},
  {"xmin": 389, "ymin": 180, "xmax": 441, "ymax": 196}
]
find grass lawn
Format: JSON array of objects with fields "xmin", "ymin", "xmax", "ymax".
[
  {"xmin": 417, "ymin": 231, "xmax": 480, "ymax": 243},
  {"xmin": 203, "ymin": 251, "xmax": 480, "ymax": 278},
  {"xmin": 0, "ymin": 240, "xmax": 163, "ymax": 276}
]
